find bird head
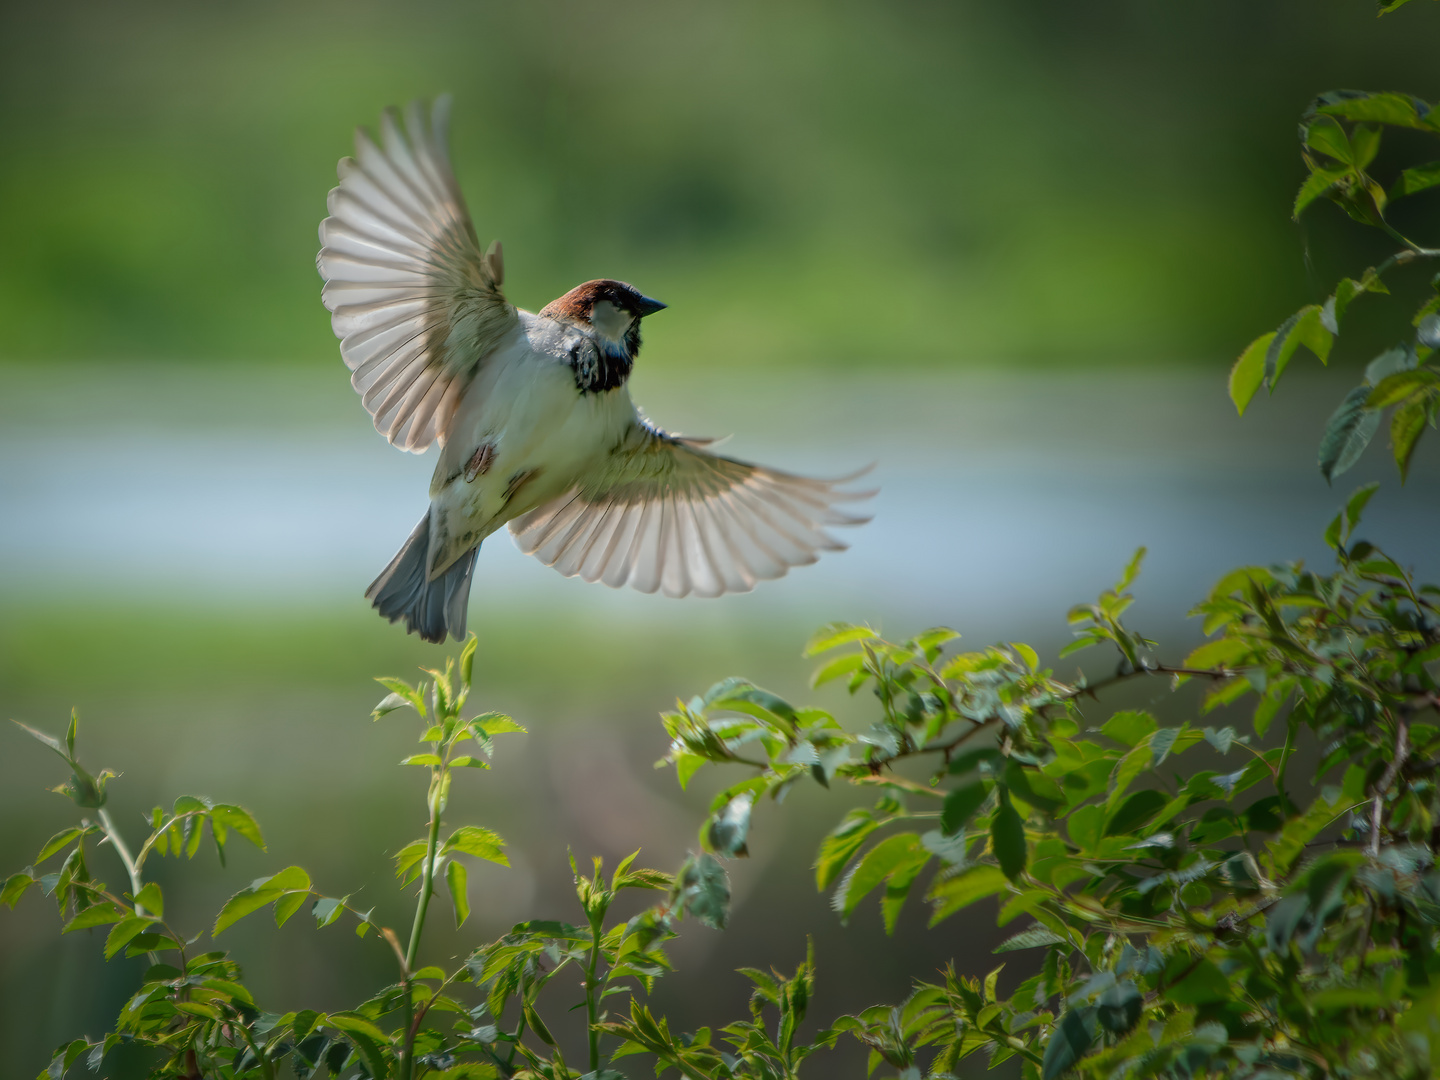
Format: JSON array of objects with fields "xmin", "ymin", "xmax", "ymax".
[{"xmin": 540, "ymin": 279, "xmax": 666, "ymax": 359}]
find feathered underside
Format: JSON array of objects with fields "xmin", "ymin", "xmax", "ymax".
[
  {"xmin": 316, "ymin": 95, "xmax": 516, "ymax": 452},
  {"xmin": 509, "ymin": 422, "xmax": 874, "ymax": 598}
]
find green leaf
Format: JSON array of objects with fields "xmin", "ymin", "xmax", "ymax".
[
  {"xmin": 213, "ymin": 866, "xmax": 311, "ymax": 936},
  {"xmin": 1345, "ymin": 481, "xmax": 1381, "ymax": 532},
  {"xmin": 326, "ymin": 1011, "xmax": 390, "ymax": 1043},
  {"xmin": 312, "ymin": 896, "xmax": 346, "ymax": 928},
  {"xmin": 62, "ymin": 902, "xmax": 126, "ymax": 933},
  {"xmin": 940, "ymin": 782, "xmax": 989, "ymax": 836},
  {"xmin": 1293, "ymin": 166, "xmax": 1347, "ymax": 218},
  {"xmin": 815, "ymin": 813, "xmax": 881, "ymax": 891},
  {"xmin": 1393, "ymin": 395, "xmax": 1431, "ymax": 481},
  {"xmin": 1391, "ymin": 161, "xmax": 1440, "ymax": 201},
  {"xmin": 1104, "ymin": 789, "xmax": 1168, "ymax": 836},
  {"xmin": 991, "ymin": 790, "xmax": 1027, "ymax": 879},
  {"xmin": 804, "ymin": 622, "xmax": 877, "ymax": 656},
  {"xmin": 372, "ymin": 692, "xmax": 412, "ymax": 719},
  {"xmin": 104, "ymin": 916, "xmax": 156, "ymax": 960},
  {"xmin": 1101, "ymin": 710, "xmax": 1157, "ymax": 748},
  {"xmin": 471, "ymin": 713, "xmax": 526, "ymax": 737},
  {"xmin": 35, "ymin": 828, "xmax": 83, "ymax": 864},
  {"xmin": 1042, "ymin": 1007, "xmax": 1098, "ymax": 1080},
  {"xmin": 459, "ymin": 633, "xmax": 478, "ymax": 689},
  {"xmin": 707, "ymin": 793, "xmax": 753, "ymax": 857},
  {"xmin": 133, "ymin": 883, "xmax": 163, "ymax": 918},
  {"xmin": 1319, "ymin": 385, "xmax": 1381, "ymax": 482},
  {"xmin": 832, "ymin": 832, "xmax": 925, "ymax": 921},
  {"xmin": 447, "ymin": 860, "xmax": 470, "ymax": 928},
  {"xmin": 1226, "ymin": 332, "xmax": 1272, "ymax": 417},
  {"xmin": 994, "ymin": 925, "xmax": 1064, "ymax": 952},
  {"xmin": 1163, "ymin": 958, "xmax": 1230, "ymax": 1004},
  {"xmin": 810, "ymin": 651, "xmax": 866, "ymax": 688},
  {"xmin": 443, "ymin": 826, "xmax": 508, "ymax": 865},
  {"xmin": 1305, "ymin": 116, "xmax": 1352, "ymax": 163},
  {"xmin": 210, "ymin": 805, "xmax": 266, "ymax": 851},
  {"xmin": 675, "ymin": 853, "xmax": 730, "ymax": 930},
  {"xmin": 928, "ymin": 865, "xmax": 1009, "ymax": 925},
  {"xmin": 1317, "ymin": 90, "xmax": 1430, "ymax": 128},
  {"xmin": 400, "ymin": 753, "xmax": 442, "ymax": 767},
  {"xmin": 1367, "ymin": 367, "xmax": 1436, "ymax": 407},
  {"xmin": 1, "ymin": 873, "xmax": 36, "ymax": 909},
  {"xmin": 273, "ymin": 890, "xmax": 307, "ymax": 928}
]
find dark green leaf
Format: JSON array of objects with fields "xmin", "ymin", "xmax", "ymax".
[
  {"xmin": 1105, "ymin": 789, "xmax": 1168, "ymax": 836},
  {"xmin": 991, "ymin": 790, "xmax": 1027, "ymax": 879},
  {"xmin": 940, "ymin": 782, "xmax": 989, "ymax": 835},
  {"xmin": 1042, "ymin": 1007, "xmax": 1098, "ymax": 1080},
  {"xmin": 1319, "ymin": 385, "xmax": 1381, "ymax": 482}
]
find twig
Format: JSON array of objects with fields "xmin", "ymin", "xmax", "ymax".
[{"xmin": 1369, "ymin": 717, "xmax": 1410, "ymax": 857}]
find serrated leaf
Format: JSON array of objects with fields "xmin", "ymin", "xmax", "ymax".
[
  {"xmin": 1392, "ymin": 394, "xmax": 1431, "ymax": 482},
  {"xmin": 814, "ymin": 814, "xmax": 881, "ymax": 891},
  {"xmin": 444, "ymin": 826, "xmax": 508, "ymax": 866},
  {"xmin": 928, "ymin": 865, "xmax": 1009, "ymax": 925},
  {"xmin": 1319, "ymin": 385, "xmax": 1381, "ymax": 482},
  {"xmin": 1230, "ymin": 332, "xmax": 1272, "ymax": 416},
  {"xmin": 35, "ymin": 828, "xmax": 83, "ymax": 865},
  {"xmin": 994, "ymin": 925, "xmax": 1064, "ymax": 952},
  {"xmin": 213, "ymin": 866, "xmax": 311, "ymax": 936},
  {"xmin": 1367, "ymin": 366, "xmax": 1436, "ymax": 408},
  {"xmin": 62, "ymin": 901, "xmax": 126, "ymax": 933},
  {"xmin": 471, "ymin": 713, "xmax": 526, "ymax": 737},
  {"xmin": 832, "ymin": 832, "xmax": 925, "ymax": 921}
]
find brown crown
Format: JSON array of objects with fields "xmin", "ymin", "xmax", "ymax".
[{"xmin": 539, "ymin": 279, "xmax": 646, "ymax": 323}]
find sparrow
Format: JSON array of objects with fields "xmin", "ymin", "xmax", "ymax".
[{"xmin": 316, "ymin": 96, "xmax": 873, "ymax": 643}]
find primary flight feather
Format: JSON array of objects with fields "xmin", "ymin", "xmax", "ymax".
[{"xmin": 317, "ymin": 96, "xmax": 873, "ymax": 642}]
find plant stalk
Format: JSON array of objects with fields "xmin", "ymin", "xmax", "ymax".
[
  {"xmin": 96, "ymin": 807, "xmax": 146, "ymax": 915},
  {"xmin": 399, "ymin": 773, "xmax": 445, "ymax": 1080},
  {"xmin": 585, "ymin": 910, "xmax": 603, "ymax": 1074}
]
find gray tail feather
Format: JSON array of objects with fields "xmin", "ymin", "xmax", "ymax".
[{"xmin": 366, "ymin": 514, "xmax": 478, "ymax": 644}]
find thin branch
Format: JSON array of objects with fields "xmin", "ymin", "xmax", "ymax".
[{"xmin": 1369, "ymin": 717, "xmax": 1411, "ymax": 857}]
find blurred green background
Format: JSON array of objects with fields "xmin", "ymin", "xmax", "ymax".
[{"xmin": 3, "ymin": 0, "xmax": 1440, "ymax": 1076}]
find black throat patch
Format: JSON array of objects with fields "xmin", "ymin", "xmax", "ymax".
[{"xmin": 569, "ymin": 339, "xmax": 635, "ymax": 394}]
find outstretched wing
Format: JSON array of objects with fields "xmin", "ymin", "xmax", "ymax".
[
  {"xmin": 317, "ymin": 96, "xmax": 517, "ymax": 452},
  {"xmin": 508, "ymin": 421, "xmax": 874, "ymax": 597}
]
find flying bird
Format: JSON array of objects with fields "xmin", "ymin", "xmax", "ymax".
[{"xmin": 316, "ymin": 97, "xmax": 873, "ymax": 643}]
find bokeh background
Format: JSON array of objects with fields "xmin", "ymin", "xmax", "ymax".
[{"xmin": 3, "ymin": 1, "xmax": 1440, "ymax": 1076}]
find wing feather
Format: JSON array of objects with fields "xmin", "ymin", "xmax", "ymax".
[
  {"xmin": 317, "ymin": 95, "xmax": 518, "ymax": 453},
  {"xmin": 509, "ymin": 420, "xmax": 874, "ymax": 597}
]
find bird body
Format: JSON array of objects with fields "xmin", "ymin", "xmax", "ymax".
[{"xmin": 318, "ymin": 97, "xmax": 872, "ymax": 642}]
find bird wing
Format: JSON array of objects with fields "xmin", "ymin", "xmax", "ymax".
[
  {"xmin": 507, "ymin": 419, "xmax": 874, "ymax": 597},
  {"xmin": 317, "ymin": 96, "xmax": 517, "ymax": 453}
]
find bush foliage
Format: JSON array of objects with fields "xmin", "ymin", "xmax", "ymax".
[{"xmin": 7, "ymin": 13, "xmax": 1440, "ymax": 1080}]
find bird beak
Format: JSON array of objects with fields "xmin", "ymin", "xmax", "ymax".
[{"xmin": 633, "ymin": 295, "xmax": 667, "ymax": 317}]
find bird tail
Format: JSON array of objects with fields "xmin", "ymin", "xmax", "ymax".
[{"xmin": 366, "ymin": 513, "xmax": 478, "ymax": 644}]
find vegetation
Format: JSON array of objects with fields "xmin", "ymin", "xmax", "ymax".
[{"xmin": 8, "ymin": 9, "xmax": 1440, "ymax": 1080}]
